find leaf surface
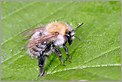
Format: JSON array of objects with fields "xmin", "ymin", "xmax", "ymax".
[{"xmin": 1, "ymin": 1, "xmax": 120, "ymax": 81}]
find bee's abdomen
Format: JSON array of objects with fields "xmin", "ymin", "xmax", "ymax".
[{"xmin": 27, "ymin": 41, "xmax": 52, "ymax": 57}]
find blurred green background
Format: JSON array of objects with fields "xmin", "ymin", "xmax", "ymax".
[{"xmin": 1, "ymin": 1, "xmax": 121, "ymax": 81}]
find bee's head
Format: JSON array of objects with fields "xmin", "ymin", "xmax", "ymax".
[
  {"xmin": 65, "ymin": 30, "xmax": 75, "ymax": 45},
  {"xmin": 65, "ymin": 23, "xmax": 84, "ymax": 45}
]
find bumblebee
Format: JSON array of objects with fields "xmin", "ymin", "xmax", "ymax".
[{"xmin": 23, "ymin": 21, "xmax": 83, "ymax": 76}]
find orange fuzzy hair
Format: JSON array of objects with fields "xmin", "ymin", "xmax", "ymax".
[{"xmin": 45, "ymin": 21, "xmax": 71, "ymax": 36}]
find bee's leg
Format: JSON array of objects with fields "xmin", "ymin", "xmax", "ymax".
[
  {"xmin": 63, "ymin": 45, "xmax": 71, "ymax": 62},
  {"xmin": 53, "ymin": 47, "xmax": 65, "ymax": 65},
  {"xmin": 51, "ymin": 41, "xmax": 65, "ymax": 65},
  {"xmin": 37, "ymin": 51, "xmax": 45, "ymax": 77}
]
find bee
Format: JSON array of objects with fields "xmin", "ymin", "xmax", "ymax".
[{"xmin": 22, "ymin": 21, "xmax": 83, "ymax": 76}]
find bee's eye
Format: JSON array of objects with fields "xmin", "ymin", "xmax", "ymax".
[{"xmin": 66, "ymin": 31, "xmax": 70, "ymax": 34}]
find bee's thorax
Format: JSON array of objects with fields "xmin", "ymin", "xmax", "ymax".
[
  {"xmin": 45, "ymin": 21, "xmax": 72, "ymax": 36},
  {"xmin": 53, "ymin": 35, "xmax": 65, "ymax": 47}
]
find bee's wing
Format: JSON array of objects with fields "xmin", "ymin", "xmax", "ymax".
[
  {"xmin": 27, "ymin": 34, "xmax": 55, "ymax": 48},
  {"xmin": 20, "ymin": 26, "xmax": 45, "ymax": 40}
]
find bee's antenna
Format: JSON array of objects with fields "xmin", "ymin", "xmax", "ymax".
[
  {"xmin": 75, "ymin": 36, "xmax": 81, "ymax": 41},
  {"xmin": 73, "ymin": 23, "xmax": 84, "ymax": 41},
  {"xmin": 74, "ymin": 23, "xmax": 84, "ymax": 31}
]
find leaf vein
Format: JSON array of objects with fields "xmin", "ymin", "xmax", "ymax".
[
  {"xmin": 47, "ymin": 64, "xmax": 120, "ymax": 75},
  {"xmin": 83, "ymin": 46, "xmax": 120, "ymax": 65}
]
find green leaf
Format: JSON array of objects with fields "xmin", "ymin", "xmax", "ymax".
[{"xmin": 1, "ymin": 1, "xmax": 120, "ymax": 81}]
